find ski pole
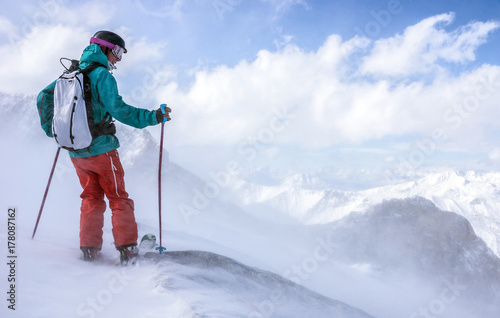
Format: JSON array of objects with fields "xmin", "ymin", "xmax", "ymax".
[
  {"xmin": 32, "ymin": 147, "xmax": 61, "ymax": 240},
  {"xmin": 156, "ymin": 104, "xmax": 168, "ymax": 254}
]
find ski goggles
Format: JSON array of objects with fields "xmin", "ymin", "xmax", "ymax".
[
  {"xmin": 90, "ymin": 37, "xmax": 126, "ymax": 60},
  {"xmin": 111, "ymin": 45, "xmax": 124, "ymax": 60}
]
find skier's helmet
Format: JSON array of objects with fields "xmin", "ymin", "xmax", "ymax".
[{"xmin": 90, "ymin": 30, "xmax": 127, "ymax": 59}]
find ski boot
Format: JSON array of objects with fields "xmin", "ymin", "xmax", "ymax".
[
  {"xmin": 117, "ymin": 243, "xmax": 139, "ymax": 266},
  {"xmin": 81, "ymin": 247, "xmax": 102, "ymax": 262}
]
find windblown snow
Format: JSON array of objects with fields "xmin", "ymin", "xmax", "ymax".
[
  {"xmin": 1, "ymin": 92, "xmax": 499, "ymax": 318},
  {"xmin": 146, "ymin": 250, "xmax": 375, "ymax": 318}
]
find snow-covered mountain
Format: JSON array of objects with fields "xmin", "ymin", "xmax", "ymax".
[
  {"xmin": 1, "ymin": 92, "xmax": 500, "ymax": 318},
  {"xmin": 322, "ymin": 197, "xmax": 500, "ymax": 317},
  {"xmin": 229, "ymin": 170, "xmax": 500, "ymax": 257}
]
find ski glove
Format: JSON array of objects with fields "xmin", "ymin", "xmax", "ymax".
[{"xmin": 156, "ymin": 105, "xmax": 172, "ymax": 124}]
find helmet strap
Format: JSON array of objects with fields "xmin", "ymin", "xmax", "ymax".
[{"xmin": 90, "ymin": 37, "xmax": 115, "ymax": 50}]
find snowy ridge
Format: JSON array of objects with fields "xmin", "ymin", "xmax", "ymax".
[
  {"xmin": 146, "ymin": 250, "xmax": 375, "ymax": 318},
  {"xmin": 229, "ymin": 170, "xmax": 500, "ymax": 257},
  {"xmin": 308, "ymin": 197, "xmax": 500, "ymax": 318},
  {"xmin": 326, "ymin": 197, "xmax": 500, "ymax": 290}
]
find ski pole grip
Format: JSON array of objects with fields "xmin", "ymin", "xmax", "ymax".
[
  {"xmin": 160, "ymin": 103, "xmax": 167, "ymax": 114},
  {"xmin": 160, "ymin": 103, "xmax": 170, "ymax": 124}
]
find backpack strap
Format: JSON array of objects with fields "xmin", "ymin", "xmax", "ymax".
[
  {"xmin": 80, "ymin": 62, "xmax": 116, "ymax": 140},
  {"xmin": 80, "ymin": 61, "xmax": 106, "ymax": 75}
]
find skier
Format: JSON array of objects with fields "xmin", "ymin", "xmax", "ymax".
[{"xmin": 37, "ymin": 30, "xmax": 171, "ymax": 264}]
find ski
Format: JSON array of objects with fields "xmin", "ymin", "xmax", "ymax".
[{"xmin": 139, "ymin": 233, "xmax": 157, "ymax": 250}]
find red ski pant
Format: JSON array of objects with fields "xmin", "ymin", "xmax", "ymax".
[{"xmin": 71, "ymin": 150, "xmax": 138, "ymax": 249}]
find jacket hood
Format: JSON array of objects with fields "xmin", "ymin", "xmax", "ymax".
[{"xmin": 80, "ymin": 44, "xmax": 109, "ymax": 69}]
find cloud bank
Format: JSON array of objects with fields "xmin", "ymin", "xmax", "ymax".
[
  {"xmin": 157, "ymin": 13, "xmax": 500, "ymax": 153},
  {"xmin": 0, "ymin": 3, "xmax": 499, "ymax": 173}
]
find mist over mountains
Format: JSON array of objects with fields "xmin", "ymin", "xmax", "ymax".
[
  {"xmin": 229, "ymin": 168, "xmax": 500, "ymax": 257},
  {"xmin": 1, "ymin": 92, "xmax": 499, "ymax": 317}
]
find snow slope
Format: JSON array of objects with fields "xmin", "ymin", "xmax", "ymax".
[
  {"xmin": 0, "ymin": 93, "xmax": 375, "ymax": 317},
  {"xmin": 1, "ymin": 92, "xmax": 500, "ymax": 318},
  {"xmin": 146, "ymin": 250, "xmax": 375, "ymax": 318}
]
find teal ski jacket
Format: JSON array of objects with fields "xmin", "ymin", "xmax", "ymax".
[{"xmin": 37, "ymin": 44, "xmax": 161, "ymax": 158}]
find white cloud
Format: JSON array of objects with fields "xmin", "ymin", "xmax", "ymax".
[
  {"xmin": 126, "ymin": 36, "xmax": 166, "ymax": 63},
  {"xmin": 489, "ymin": 147, "xmax": 500, "ymax": 162},
  {"xmin": 22, "ymin": 0, "xmax": 114, "ymax": 28},
  {"xmin": 154, "ymin": 14, "xmax": 500, "ymax": 154},
  {"xmin": 1, "ymin": 6, "xmax": 499, "ymax": 164},
  {"xmin": 63, "ymin": 1, "xmax": 115, "ymax": 27},
  {"xmin": 360, "ymin": 12, "xmax": 500, "ymax": 77},
  {"xmin": 0, "ymin": 24, "xmax": 91, "ymax": 94},
  {"xmin": 0, "ymin": 15, "xmax": 18, "ymax": 38},
  {"xmin": 0, "ymin": 1, "xmax": 120, "ymax": 94},
  {"xmin": 0, "ymin": 0, "xmax": 169, "ymax": 95}
]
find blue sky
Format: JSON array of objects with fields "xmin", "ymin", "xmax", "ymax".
[
  {"xmin": 1, "ymin": 0, "xmax": 500, "ymax": 186},
  {"xmin": 123, "ymin": 0, "xmax": 500, "ymax": 69}
]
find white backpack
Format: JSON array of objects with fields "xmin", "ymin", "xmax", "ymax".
[{"xmin": 52, "ymin": 62, "xmax": 114, "ymax": 151}]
